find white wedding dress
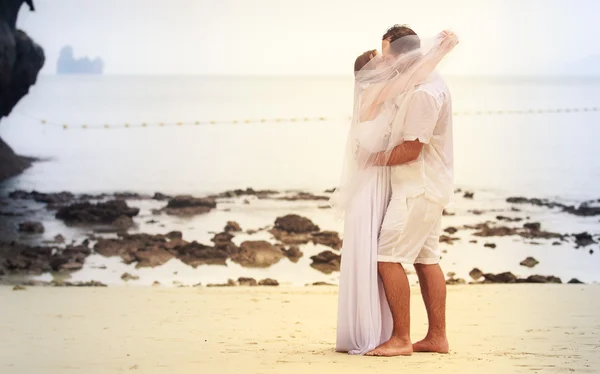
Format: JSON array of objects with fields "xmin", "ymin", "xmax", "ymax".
[{"xmin": 335, "ymin": 103, "xmax": 395, "ymax": 355}]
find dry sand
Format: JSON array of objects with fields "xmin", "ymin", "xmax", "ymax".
[{"xmin": 1, "ymin": 284, "xmax": 599, "ymax": 374}]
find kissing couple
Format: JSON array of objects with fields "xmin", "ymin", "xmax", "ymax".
[{"xmin": 330, "ymin": 24, "xmax": 459, "ymax": 357}]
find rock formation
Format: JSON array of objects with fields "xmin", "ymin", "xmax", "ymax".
[
  {"xmin": 56, "ymin": 45, "xmax": 104, "ymax": 75},
  {"xmin": 0, "ymin": 0, "xmax": 45, "ymax": 181}
]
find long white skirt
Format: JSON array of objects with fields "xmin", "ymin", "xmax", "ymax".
[{"xmin": 335, "ymin": 167, "xmax": 393, "ymax": 355}]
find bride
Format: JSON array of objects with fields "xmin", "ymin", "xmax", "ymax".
[{"xmin": 330, "ymin": 30, "xmax": 458, "ymax": 355}]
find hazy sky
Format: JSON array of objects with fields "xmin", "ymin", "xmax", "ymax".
[{"xmin": 17, "ymin": 0, "xmax": 600, "ymax": 76}]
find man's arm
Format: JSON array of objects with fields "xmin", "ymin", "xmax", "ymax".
[
  {"xmin": 369, "ymin": 89, "xmax": 439, "ymax": 167},
  {"xmin": 370, "ymin": 140, "xmax": 424, "ymax": 166}
]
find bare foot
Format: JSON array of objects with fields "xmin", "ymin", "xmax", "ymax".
[
  {"xmin": 365, "ymin": 336, "xmax": 413, "ymax": 357},
  {"xmin": 413, "ymin": 336, "xmax": 449, "ymax": 353}
]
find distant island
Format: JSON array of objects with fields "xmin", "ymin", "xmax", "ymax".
[{"xmin": 56, "ymin": 45, "xmax": 104, "ymax": 75}]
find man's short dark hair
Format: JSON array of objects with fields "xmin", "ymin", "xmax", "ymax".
[{"xmin": 382, "ymin": 24, "xmax": 420, "ymax": 55}]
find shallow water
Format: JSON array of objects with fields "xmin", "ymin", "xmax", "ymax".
[{"xmin": 2, "ymin": 75, "xmax": 600, "ymax": 199}]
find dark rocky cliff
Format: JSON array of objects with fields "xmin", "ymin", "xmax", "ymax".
[{"xmin": 0, "ymin": 0, "xmax": 45, "ymax": 181}]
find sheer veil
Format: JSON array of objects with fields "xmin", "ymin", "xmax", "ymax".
[{"xmin": 329, "ymin": 31, "xmax": 459, "ymax": 216}]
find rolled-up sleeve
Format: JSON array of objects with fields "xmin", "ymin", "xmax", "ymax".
[{"xmin": 402, "ymin": 90, "xmax": 440, "ymax": 144}]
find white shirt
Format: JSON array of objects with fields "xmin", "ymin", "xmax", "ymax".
[{"xmin": 390, "ymin": 72, "xmax": 454, "ymax": 206}]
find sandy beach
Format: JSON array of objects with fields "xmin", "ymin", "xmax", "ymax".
[
  {"xmin": 3, "ymin": 3, "xmax": 600, "ymax": 374},
  {"xmin": 1, "ymin": 284, "xmax": 598, "ymax": 374}
]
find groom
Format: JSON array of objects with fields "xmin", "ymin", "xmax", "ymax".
[{"xmin": 366, "ymin": 25, "xmax": 454, "ymax": 357}]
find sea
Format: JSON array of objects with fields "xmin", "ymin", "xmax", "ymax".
[{"xmin": 1, "ymin": 75, "xmax": 599, "ymax": 285}]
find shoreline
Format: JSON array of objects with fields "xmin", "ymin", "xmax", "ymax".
[{"xmin": 1, "ymin": 187, "xmax": 599, "ymax": 287}]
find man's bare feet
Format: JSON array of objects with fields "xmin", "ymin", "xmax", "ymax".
[
  {"xmin": 365, "ymin": 336, "xmax": 413, "ymax": 357},
  {"xmin": 412, "ymin": 336, "xmax": 449, "ymax": 354}
]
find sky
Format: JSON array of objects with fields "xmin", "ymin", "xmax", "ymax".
[{"xmin": 16, "ymin": 0, "xmax": 600, "ymax": 76}]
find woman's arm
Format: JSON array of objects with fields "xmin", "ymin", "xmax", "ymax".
[{"xmin": 374, "ymin": 31, "xmax": 458, "ymax": 106}]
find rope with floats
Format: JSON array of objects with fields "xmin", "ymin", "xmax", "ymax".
[{"xmin": 13, "ymin": 106, "xmax": 600, "ymax": 130}]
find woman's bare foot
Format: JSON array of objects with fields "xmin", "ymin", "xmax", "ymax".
[
  {"xmin": 412, "ymin": 336, "xmax": 449, "ymax": 353},
  {"xmin": 365, "ymin": 336, "xmax": 413, "ymax": 357}
]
